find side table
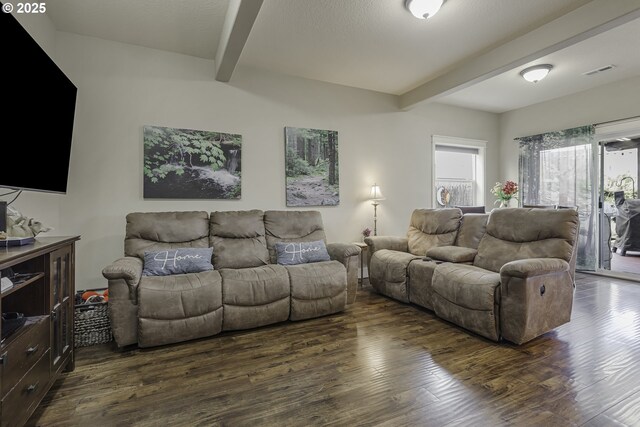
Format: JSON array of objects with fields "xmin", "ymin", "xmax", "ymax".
[{"xmin": 353, "ymin": 242, "xmax": 368, "ymax": 287}]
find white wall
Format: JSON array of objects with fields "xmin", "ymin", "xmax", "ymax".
[
  {"xmin": 11, "ymin": 26, "xmax": 499, "ymax": 289},
  {"xmin": 499, "ymin": 75, "xmax": 640, "ymax": 181}
]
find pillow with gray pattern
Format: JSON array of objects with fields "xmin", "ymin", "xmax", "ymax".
[
  {"xmin": 142, "ymin": 247, "xmax": 214, "ymax": 276},
  {"xmin": 275, "ymin": 240, "xmax": 330, "ymax": 265}
]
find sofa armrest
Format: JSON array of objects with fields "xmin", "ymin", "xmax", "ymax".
[
  {"xmin": 426, "ymin": 246, "xmax": 477, "ymax": 263},
  {"xmin": 499, "ymin": 257, "xmax": 574, "ymax": 345},
  {"xmin": 327, "ymin": 243, "xmax": 361, "ymax": 305},
  {"xmin": 327, "ymin": 242, "xmax": 361, "ymax": 260},
  {"xmin": 500, "ymin": 258, "xmax": 569, "ymax": 279},
  {"xmin": 102, "ymin": 256, "xmax": 143, "ymax": 286},
  {"xmin": 364, "ymin": 236, "xmax": 408, "ymax": 254},
  {"xmin": 364, "ymin": 236, "xmax": 408, "ymax": 271}
]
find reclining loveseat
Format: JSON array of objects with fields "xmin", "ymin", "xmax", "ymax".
[{"xmin": 366, "ymin": 208, "xmax": 579, "ymax": 344}]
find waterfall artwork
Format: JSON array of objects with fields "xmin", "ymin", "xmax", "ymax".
[{"xmin": 143, "ymin": 125, "xmax": 241, "ymax": 199}]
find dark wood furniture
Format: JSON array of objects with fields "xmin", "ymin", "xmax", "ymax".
[{"xmin": 0, "ymin": 236, "xmax": 79, "ymax": 427}]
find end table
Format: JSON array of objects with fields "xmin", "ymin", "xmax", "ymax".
[{"xmin": 353, "ymin": 242, "xmax": 368, "ymax": 287}]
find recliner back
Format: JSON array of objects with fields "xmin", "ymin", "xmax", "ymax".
[
  {"xmin": 264, "ymin": 210, "xmax": 327, "ymax": 263},
  {"xmin": 455, "ymin": 213, "xmax": 489, "ymax": 249},
  {"xmin": 474, "ymin": 208, "xmax": 579, "ymax": 273},
  {"xmin": 124, "ymin": 211, "xmax": 210, "ymax": 259},
  {"xmin": 210, "ymin": 210, "xmax": 270, "ymax": 269},
  {"xmin": 406, "ymin": 208, "xmax": 462, "ymax": 256}
]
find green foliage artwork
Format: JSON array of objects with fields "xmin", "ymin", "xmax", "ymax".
[
  {"xmin": 143, "ymin": 125, "xmax": 241, "ymax": 199},
  {"xmin": 285, "ymin": 127, "xmax": 339, "ymax": 207}
]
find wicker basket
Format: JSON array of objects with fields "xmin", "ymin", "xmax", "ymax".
[{"xmin": 74, "ymin": 289, "xmax": 112, "ymax": 347}]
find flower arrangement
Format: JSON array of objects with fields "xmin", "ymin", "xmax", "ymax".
[
  {"xmin": 362, "ymin": 227, "xmax": 372, "ymax": 238},
  {"xmin": 491, "ymin": 180, "xmax": 519, "ymax": 207}
]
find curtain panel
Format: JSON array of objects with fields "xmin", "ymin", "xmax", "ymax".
[{"xmin": 516, "ymin": 125, "xmax": 595, "ymax": 270}]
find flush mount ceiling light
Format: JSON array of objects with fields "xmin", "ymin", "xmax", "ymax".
[
  {"xmin": 405, "ymin": 0, "xmax": 444, "ymax": 19},
  {"xmin": 520, "ymin": 64, "xmax": 554, "ymax": 83}
]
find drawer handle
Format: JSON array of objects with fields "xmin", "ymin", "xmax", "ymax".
[
  {"xmin": 26, "ymin": 382, "xmax": 39, "ymax": 394},
  {"xmin": 26, "ymin": 345, "xmax": 39, "ymax": 355}
]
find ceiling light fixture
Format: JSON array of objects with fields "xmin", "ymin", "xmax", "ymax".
[
  {"xmin": 520, "ymin": 64, "xmax": 553, "ymax": 83},
  {"xmin": 405, "ymin": 0, "xmax": 444, "ymax": 19}
]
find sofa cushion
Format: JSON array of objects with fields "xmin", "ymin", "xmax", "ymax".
[
  {"xmin": 219, "ymin": 265, "xmax": 290, "ymax": 330},
  {"xmin": 125, "ymin": 211, "xmax": 210, "ymax": 259},
  {"xmin": 275, "ymin": 240, "xmax": 330, "ymax": 265},
  {"xmin": 137, "ymin": 270, "xmax": 223, "ymax": 347},
  {"xmin": 406, "ymin": 209, "xmax": 461, "ymax": 256},
  {"xmin": 407, "ymin": 259, "xmax": 438, "ymax": 310},
  {"xmin": 369, "ymin": 249, "xmax": 422, "ymax": 303},
  {"xmin": 426, "ymin": 246, "xmax": 477, "ymax": 263},
  {"xmin": 286, "ymin": 261, "xmax": 347, "ymax": 320},
  {"xmin": 474, "ymin": 208, "xmax": 579, "ymax": 273},
  {"xmin": 210, "ymin": 210, "xmax": 270, "ymax": 269},
  {"xmin": 432, "ymin": 263, "xmax": 501, "ymax": 341},
  {"xmin": 432, "ymin": 264, "xmax": 500, "ymax": 311},
  {"xmin": 455, "ymin": 213, "xmax": 489, "ymax": 249},
  {"xmin": 142, "ymin": 247, "xmax": 213, "ymax": 276},
  {"xmin": 264, "ymin": 210, "xmax": 327, "ymax": 263}
]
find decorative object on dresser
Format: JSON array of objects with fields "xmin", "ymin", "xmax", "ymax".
[
  {"xmin": 0, "ymin": 236, "xmax": 79, "ymax": 427},
  {"xmin": 285, "ymin": 127, "xmax": 339, "ymax": 207}
]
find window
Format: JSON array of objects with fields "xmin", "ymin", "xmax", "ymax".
[{"xmin": 432, "ymin": 136, "xmax": 486, "ymax": 208}]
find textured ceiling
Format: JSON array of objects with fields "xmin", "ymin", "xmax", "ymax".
[
  {"xmin": 46, "ymin": 0, "xmax": 229, "ymax": 59},
  {"xmin": 44, "ymin": 0, "xmax": 640, "ymax": 113}
]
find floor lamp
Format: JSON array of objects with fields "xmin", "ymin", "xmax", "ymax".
[{"xmin": 369, "ymin": 183, "xmax": 385, "ymax": 236}]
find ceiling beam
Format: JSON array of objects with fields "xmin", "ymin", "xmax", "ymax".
[
  {"xmin": 400, "ymin": 0, "xmax": 640, "ymax": 110},
  {"xmin": 215, "ymin": 0, "xmax": 264, "ymax": 82}
]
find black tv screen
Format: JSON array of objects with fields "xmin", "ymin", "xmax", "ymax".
[{"xmin": 0, "ymin": 7, "xmax": 77, "ymax": 193}]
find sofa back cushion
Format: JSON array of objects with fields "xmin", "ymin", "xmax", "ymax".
[
  {"xmin": 210, "ymin": 210, "xmax": 270, "ymax": 269},
  {"xmin": 406, "ymin": 208, "xmax": 461, "ymax": 256},
  {"xmin": 125, "ymin": 211, "xmax": 210, "ymax": 260},
  {"xmin": 264, "ymin": 210, "xmax": 327, "ymax": 263},
  {"xmin": 474, "ymin": 208, "xmax": 579, "ymax": 273},
  {"xmin": 455, "ymin": 213, "xmax": 489, "ymax": 249}
]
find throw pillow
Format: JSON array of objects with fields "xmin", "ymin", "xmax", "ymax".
[
  {"xmin": 275, "ymin": 240, "xmax": 330, "ymax": 265},
  {"xmin": 142, "ymin": 247, "xmax": 214, "ymax": 276}
]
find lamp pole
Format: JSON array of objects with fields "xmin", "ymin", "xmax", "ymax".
[{"xmin": 372, "ymin": 201, "xmax": 379, "ymax": 236}]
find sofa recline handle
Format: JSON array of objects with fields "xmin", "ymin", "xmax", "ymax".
[{"xmin": 540, "ymin": 284, "xmax": 546, "ymax": 296}]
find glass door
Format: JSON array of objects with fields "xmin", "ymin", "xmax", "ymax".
[{"xmin": 598, "ymin": 136, "xmax": 640, "ymax": 277}]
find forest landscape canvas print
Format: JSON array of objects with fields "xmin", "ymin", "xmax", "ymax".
[
  {"xmin": 143, "ymin": 125, "xmax": 241, "ymax": 199},
  {"xmin": 285, "ymin": 127, "xmax": 339, "ymax": 207}
]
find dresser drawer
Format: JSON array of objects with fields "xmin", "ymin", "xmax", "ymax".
[
  {"xmin": 1, "ymin": 350, "xmax": 50, "ymax": 427},
  {"xmin": 1, "ymin": 319, "xmax": 50, "ymax": 398}
]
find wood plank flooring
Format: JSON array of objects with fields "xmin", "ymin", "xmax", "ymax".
[{"xmin": 27, "ymin": 274, "xmax": 640, "ymax": 426}]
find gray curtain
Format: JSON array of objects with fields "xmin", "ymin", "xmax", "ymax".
[{"xmin": 517, "ymin": 125, "xmax": 595, "ymax": 270}]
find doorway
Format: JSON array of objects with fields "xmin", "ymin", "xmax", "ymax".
[{"xmin": 596, "ymin": 118, "xmax": 640, "ymax": 279}]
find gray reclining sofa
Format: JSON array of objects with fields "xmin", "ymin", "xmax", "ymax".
[
  {"xmin": 103, "ymin": 210, "xmax": 360, "ymax": 348},
  {"xmin": 366, "ymin": 208, "xmax": 579, "ymax": 344}
]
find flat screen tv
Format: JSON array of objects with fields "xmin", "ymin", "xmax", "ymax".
[{"xmin": 0, "ymin": 6, "xmax": 77, "ymax": 194}]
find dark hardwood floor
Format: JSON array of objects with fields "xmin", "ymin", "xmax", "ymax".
[{"xmin": 28, "ymin": 274, "xmax": 640, "ymax": 426}]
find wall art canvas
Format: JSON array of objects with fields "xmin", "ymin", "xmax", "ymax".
[
  {"xmin": 143, "ymin": 125, "xmax": 241, "ymax": 199},
  {"xmin": 285, "ymin": 127, "xmax": 339, "ymax": 207}
]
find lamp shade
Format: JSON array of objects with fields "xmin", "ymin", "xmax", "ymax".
[
  {"xmin": 370, "ymin": 184, "xmax": 385, "ymax": 201},
  {"xmin": 520, "ymin": 64, "xmax": 553, "ymax": 83},
  {"xmin": 405, "ymin": 0, "xmax": 444, "ymax": 19}
]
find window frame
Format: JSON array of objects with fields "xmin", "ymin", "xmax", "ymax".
[{"xmin": 432, "ymin": 135, "xmax": 487, "ymax": 208}]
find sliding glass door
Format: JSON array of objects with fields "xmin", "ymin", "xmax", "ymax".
[{"xmin": 517, "ymin": 126, "xmax": 597, "ymax": 271}]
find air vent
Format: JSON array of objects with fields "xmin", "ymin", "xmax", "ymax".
[{"xmin": 583, "ymin": 64, "xmax": 616, "ymax": 76}]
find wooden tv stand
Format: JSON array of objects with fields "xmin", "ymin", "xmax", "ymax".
[{"xmin": 0, "ymin": 236, "xmax": 79, "ymax": 427}]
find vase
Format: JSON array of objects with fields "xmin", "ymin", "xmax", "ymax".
[{"xmin": 499, "ymin": 199, "xmax": 509, "ymax": 208}]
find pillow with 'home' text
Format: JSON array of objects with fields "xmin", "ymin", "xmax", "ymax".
[
  {"xmin": 274, "ymin": 240, "xmax": 331, "ymax": 265},
  {"xmin": 142, "ymin": 247, "xmax": 214, "ymax": 276}
]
